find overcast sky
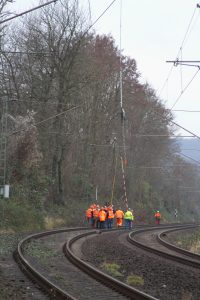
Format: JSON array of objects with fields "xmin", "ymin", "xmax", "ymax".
[{"xmin": 7, "ymin": 0, "xmax": 200, "ymax": 139}]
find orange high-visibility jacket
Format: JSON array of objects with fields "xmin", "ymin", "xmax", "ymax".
[
  {"xmin": 115, "ymin": 210, "xmax": 124, "ymax": 219},
  {"xmin": 154, "ymin": 212, "xmax": 161, "ymax": 219},
  {"xmin": 107, "ymin": 209, "xmax": 114, "ymax": 219},
  {"xmin": 93, "ymin": 209, "xmax": 99, "ymax": 218},
  {"xmin": 86, "ymin": 208, "xmax": 92, "ymax": 218},
  {"xmin": 99, "ymin": 210, "xmax": 106, "ymax": 221}
]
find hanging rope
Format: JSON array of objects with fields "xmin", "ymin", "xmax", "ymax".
[
  {"xmin": 121, "ymin": 156, "xmax": 128, "ymax": 209},
  {"xmin": 119, "ymin": 0, "xmax": 129, "ymax": 209},
  {"xmin": 110, "ymin": 152, "xmax": 118, "ymax": 205}
]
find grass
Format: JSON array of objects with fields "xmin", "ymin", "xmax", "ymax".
[
  {"xmin": 44, "ymin": 216, "xmax": 65, "ymax": 229},
  {"xmin": 24, "ymin": 239, "xmax": 55, "ymax": 263},
  {"xmin": 127, "ymin": 274, "xmax": 144, "ymax": 286},
  {"xmin": 173, "ymin": 229, "xmax": 200, "ymax": 254},
  {"xmin": 101, "ymin": 262, "xmax": 123, "ymax": 277}
]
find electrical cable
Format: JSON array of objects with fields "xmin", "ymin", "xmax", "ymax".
[
  {"xmin": 1, "ymin": 0, "xmax": 117, "ymax": 55},
  {"xmin": 110, "ymin": 150, "xmax": 118, "ymax": 206},
  {"xmin": 7, "ymin": 105, "xmax": 80, "ymax": 137},
  {"xmin": 3, "ymin": 1, "xmax": 119, "ymax": 137},
  {"xmin": 170, "ymin": 67, "xmax": 200, "ymax": 109},
  {"xmin": 118, "ymin": 0, "xmax": 129, "ymax": 209},
  {"xmin": 0, "ymin": 0, "xmax": 58, "ymax": 24},
  {"xmin": 154, "ymin": 110, "xmax": 200, "ymax": 141},
  {"xmin": 172, "ymin": 109, "xmax": 200, "ymax": 112},
  {"xmin": 158, "ymin": 4, "xmax": 199, "ymax": 98},
  {"xmin": 178, "ymin": 152, "xmax": 200, "ymax": 165}
]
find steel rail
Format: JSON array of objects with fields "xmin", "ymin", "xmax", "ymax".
[
  {"xmin": 15, "ymin": 224, "xmax": 194, "ymax": 299},
  {"xmin": 64, "ymin": 230, "xmax": 158, "ymax": 300},
  {"xmin": 157, "ymin": 226, "xmax": 200, "ymax": 261},
  {"xmin": 128, "ymin": 224, "xmax": 200, "ymax": 268},
  {"xmin": 15, "ymin": 227, "xmax": 89, "ymax": 299}
]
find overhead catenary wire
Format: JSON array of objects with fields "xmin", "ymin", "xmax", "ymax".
[
  {"xmin": 172, "ymin": 109, "xmax": 200, "ymax": 112},
  {"xmin": 158, "ymin": 3, "xmax": 199, "ymax": 98},
  {"xmin": 127, "ymin": 164, "xmax": 200, "ymax": 169},
  {"xmin": 7, "ymin": 105, "xmax": 81, "ymax": 137},
  {"xmin": 0, "ymin": 0, "xmax": 59, "ymax": 25},
  {"xmin": 179, "ymin": 152, "xmax": 200, "ymax": 165},
  {"xmin": 4, "ymin": 0, "xmax": 119, "ymax": 136},
  {"xmin": 4, "ymin": 1, "xmax": 200, "ymax": 196},
  {"xmin": 1, "ymin": 0, "xmax": 117, "ymax": 56},
  {"xmin": 154, "ymin": 109, "xmax": 200, "ymax": 141},
  {"xmin": 164, "ymin": 5, "xmax": 200, "ymax": 109},
  {"xmin": 170, "ymin": 67, "xmax": 200, "ymax": 110}
]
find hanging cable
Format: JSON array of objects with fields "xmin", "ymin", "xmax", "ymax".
[
  {"xmin": 121, "ymin": 156, "xmax": 128, "ymax": 209},
  {"xmin": 110, "ymin": 149, "xmax": 118, "ymax": 206},
  {"xmin": 119, "ymin": 0, "xmax": 129, "ymax": 209},
  {"xmin": 119, "ymin": 0, "xmax": 126, "ymax": 162}
]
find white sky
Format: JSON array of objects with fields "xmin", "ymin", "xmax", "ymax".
[{"xmin": 6, "ymin": 0, "xmax": 200, "ymax": 137}]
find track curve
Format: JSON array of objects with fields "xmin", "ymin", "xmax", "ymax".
[{"xmin": 15, "ymin": 227, "xmax": 158, "ymax": 299}]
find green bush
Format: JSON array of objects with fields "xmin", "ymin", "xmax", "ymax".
[
  {"xmin": 0, "ymin": 200, "xmax": 44, "ymax": 231},
  {"xmin": 127, "ymin": 274, "xmax": 144, "ymax": 286},
  {"xmin": 101, "ymin": 262, "xmax": 123, "ymax": 277}
]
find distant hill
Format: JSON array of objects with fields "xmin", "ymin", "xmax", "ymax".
[{"xmin": 178, "ymin": 138, "xmax": 200, "ymax": 163}]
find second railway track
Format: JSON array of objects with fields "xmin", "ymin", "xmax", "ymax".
[{"xmin": 128, "ymin": 224, "xmax": 200, "ymax": 268}]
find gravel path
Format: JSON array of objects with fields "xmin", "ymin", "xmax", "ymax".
[
  {"xmin": 0, "ymin": 233, "xmax": 47, "ymax": 300},
  {"xmin": 81, "ymin": 230, "xmax": 200, "ymax": 300}
]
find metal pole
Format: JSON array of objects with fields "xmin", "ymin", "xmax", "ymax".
[{"xmin": 96, "ymin": 186, "xmax": 98, "ymax": 202}]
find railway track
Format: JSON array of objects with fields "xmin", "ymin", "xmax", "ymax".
[
  {"xmin": 15, "ymin": 226, "xmax": 158, "ymax": 300},
  {"xmin": 15, "ymin": 224, "xmax": 200, "ymax": 300},
  {"xmin": 128, "ymin": 224, "xmax": 200, "ymax": 268}
]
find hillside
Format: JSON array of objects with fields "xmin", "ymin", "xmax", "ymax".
[{"xmin": 178, "ymin": 138, "xmax": 200, "ymax": 163}]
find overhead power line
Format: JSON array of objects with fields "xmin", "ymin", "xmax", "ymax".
[
  {"xmin": 166, "ymin": 60, "xmax": 200, "ymax": 64},
  {"xmin": 86, "ymin": 0, "xmax": 117, "ymax": 35},
  {"xmin": 0, "ymin": 0, "xmax": 58, "ymax": 24},
  {"xmin": 3, "ymin": 0, "xmax": 118, "ymax": 138},
  {"xmin": 170, "ymin": 68, "xmax": 200, "ymax": 109},
  {"xmin": 172, "ymin": 109, "xmax": 200, "ymax": 112},
  {"xmin": 2, "ymin": 0, "xmax": 117, "ymax": 55},
  {"xmin": 158, "ymin": 4, "xmax": 200, "ymax": 98},
  {"xmin": 178, "ymin": 152, "xmax": 200, "ymax": 165},
  {"xmin": 154, "ymin": 110, "xmax": 200, "ymax": 141},
  {"xmin": 8, "ymin": 105, "xmax": 80, "ymax": 137}
]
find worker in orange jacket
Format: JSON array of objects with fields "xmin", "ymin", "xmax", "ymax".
[
  {"xmin": 154, "ymin": 210, "xmax": 161, "ymax": 225},
  {"xmin": 85, "ymin": 206, "xmax": 93, "ymax": 226},
  {"xmin": 92, "ymin": 205, "xmax": 100, "ymax": 228},
  {"xmin": 115, "ymin": 208, "xmax": 124, "ymax": 227},
  {"xmin": 107, "ymin": 205, "xmax": 115, "ymax": 229},
  {"xmin": 98, "ymin": 207, "xmax": 106, "ymax": 229}
]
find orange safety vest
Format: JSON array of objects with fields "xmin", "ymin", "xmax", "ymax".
[
  {"xmin": 93, "ymin": 209, "xmax": 99, "ymax": 218},
  {"xmin": 86, "ymin": 208, "xmax": 92, "ymax": 218},
  {"xmin": 115, "ymin": 210, "xmax": 124, "ymax": 219},
  {"xmin": 99, "ymin": 210, "xmax": 106, "ymax": 221},
  {"xmin": 107, "ymin": 209, "xmax": 114, "ymax": 219},
  {"xmin": 155, "ymin": 212, "xmax": 161, "ymax": 219}
]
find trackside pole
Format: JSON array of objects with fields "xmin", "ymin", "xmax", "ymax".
[{"xmin": 121, "ymin": 156, "xmax": 128, "ymax": 209}]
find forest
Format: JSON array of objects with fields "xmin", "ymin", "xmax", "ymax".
[{"xmin": 0, "ymin": 0, "xmax": 200, "ymax": 231}]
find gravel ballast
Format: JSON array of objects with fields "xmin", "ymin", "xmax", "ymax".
[{"xmin": 81, "ymin": 230, "xmax": 200, "ymax": 300}]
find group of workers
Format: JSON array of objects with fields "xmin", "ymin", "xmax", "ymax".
[
  {"xmin": 86, "ymin": 204, "xmax": 162, "ymax": 229},
  {"xmin": 85, "ymin": 204, "xmax": 134, "ymax": 229}
]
